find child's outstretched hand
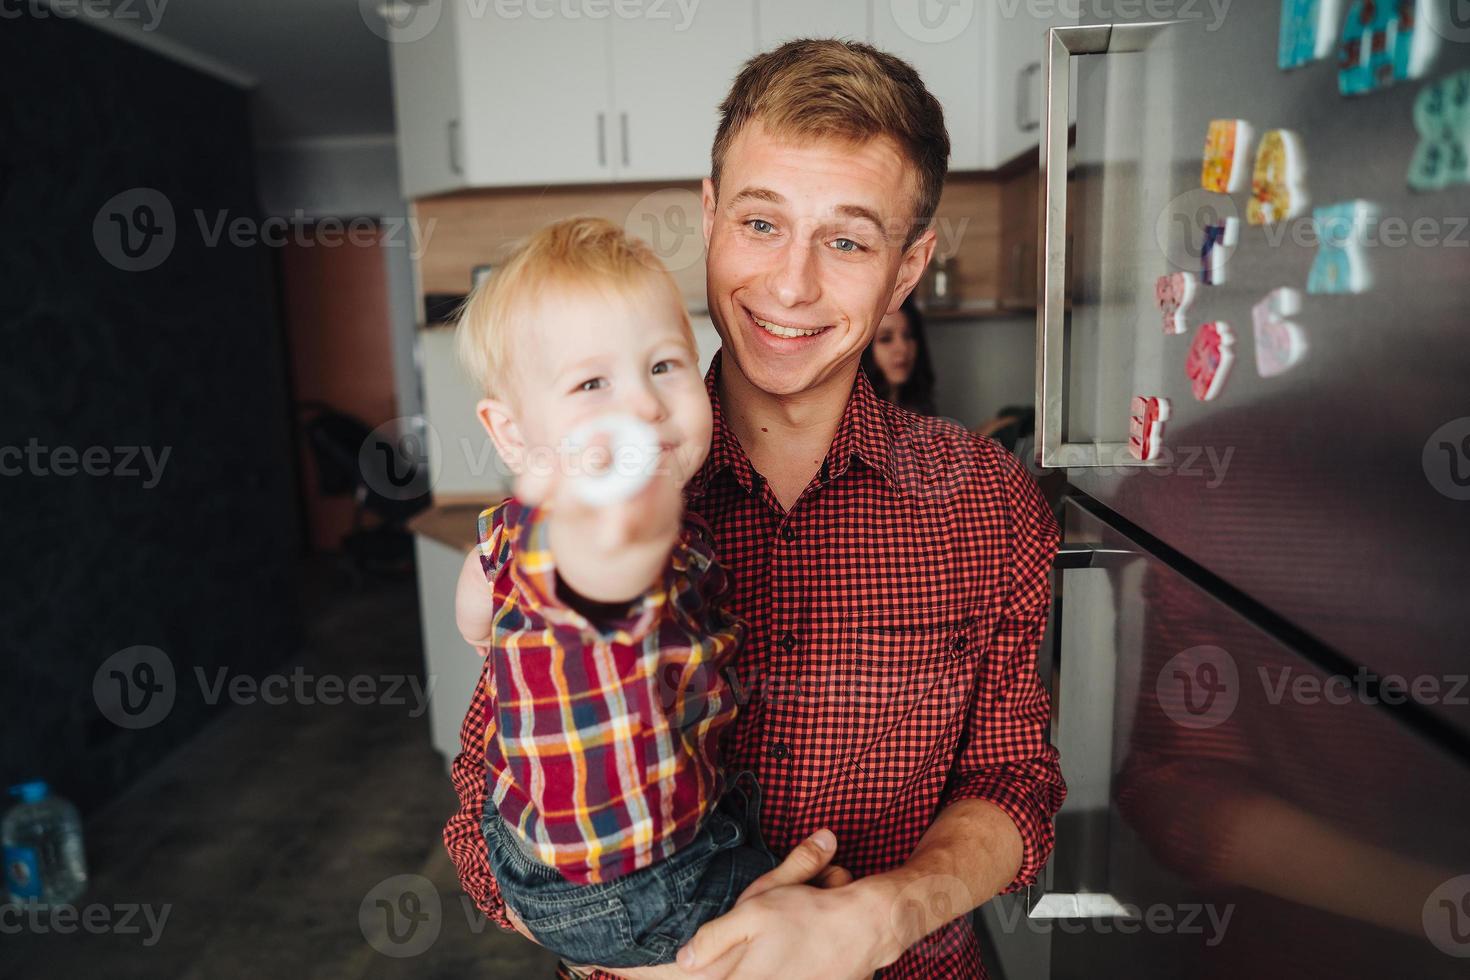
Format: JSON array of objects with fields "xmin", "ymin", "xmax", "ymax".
[{"xmin": 514, "ymin": 424, "xmax": 683, "ymax": 606}]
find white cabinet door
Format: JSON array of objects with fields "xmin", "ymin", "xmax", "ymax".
[
  {"xmin": 872, "ymin": 0, "xmax": 987, "ymax": 170},
  {"xmin": 757, "ymin": 0, "xmax": 869, "ymax": 47},
  {"xmin": 989, "ymin": 4, "xmax": 1079, "ymax": 168},
  {"xmin": 387, "ymin": 3, "xmax": 468, "ymax": 199},
  {"xmin": 610, "ymin": 2, "xmax": 758, "ymax": 182},
  {"xmin": 454, "ymin": 2, "xmax": 615, "ymax": 187}
]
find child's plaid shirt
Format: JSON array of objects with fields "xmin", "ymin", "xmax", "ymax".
[{"xmin": 474, "ymin": 497, "xmax": 746, "ymax": 885}]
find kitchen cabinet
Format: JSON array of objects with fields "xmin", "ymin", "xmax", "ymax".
[
  {"xmin": 873, "ymin": 2, "xmax": 1076, "ymax": 173},
  {"xmin": 454, "ymin": 3, "xmax": 616, "ymax": 189},
  {"xmin": 757, "ymin": 0, "xmax": 869, "ymax": 47},
  {"xmin": 610, "ymin": 4, "xmax": 759, "ymax": 181},
  {"xmin": 387, "ymin": 1, "xmax": 470, "ymax": 199},
  {"xmin": 387, "ymin": 1, "xmax": 1074, "ymax": 197},
  {"xmin": 388, "ymin": 1, "xmax": 755, "ymax": 196},
  {"xmin": 988, "ymin": 3, "xmax": 1078, "ymax": 168},
  {"xmin": 872, "ymin": 1, "xmax": 987, "ymax": 170}
]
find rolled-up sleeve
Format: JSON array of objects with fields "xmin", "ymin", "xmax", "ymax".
[{"xmin": 939, "ymin": 451, "xmax": 1066, "ymax": 893}]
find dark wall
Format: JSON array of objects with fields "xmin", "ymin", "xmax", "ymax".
[{"xmin": 0, "ymin": 14, "xmax": 302, "ymax": 813}]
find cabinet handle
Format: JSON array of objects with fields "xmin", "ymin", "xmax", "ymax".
[
  {"xmin": 447, "ymin": 119, "xmax": 462, "ymax": 176},
  {"xmin": 597, "ymin": 113, "xmax": 607, "ymax": 167},
  {"xmin": 620, "ymin": 112, "xmax": 630, "ymax": 168},
  {"xmin": 1016, "ymin": 62, "xmax": 1042, "ymax": 133},
  {"xmin": 1038, "ymin": 22, "xmax": 1175, "ymax": 469}
]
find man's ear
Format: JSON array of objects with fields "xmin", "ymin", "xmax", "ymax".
[
  {"xmin": 701, "ymin": 177, "xmax": 717, "ymax": 246},
  {"xmin": 476, "ymin": 397, "xmax": 525, "ymax": 475},
  {"xmin": 887, "ymin": 226, "xmax": 939, "ymax": 314}
]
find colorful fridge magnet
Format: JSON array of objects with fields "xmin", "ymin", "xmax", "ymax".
[
  {"xmin": 1252, "ymin": 288, "xmax": 1310, "ymax": 378},
  {"xmin": 1201, "ymin": 218, "xmax": 1240, "ymax": 285},
  {"xmin": 1154, "ymin": 272, "xmax": 1198, "ymax": 335},
  {"xmin": 1248, "ymin": 130, "xmax": 1309, "ymax": 225},
  {"xmin": 1307, "ymin": 200, "xmax": 1378, "ymax": 294},
  {"xmin": 1338, "ymin": 0, "xmax": 1438, "ymax": 96},
  {"xmin": 1128, "ymin": 396, "xmax": 1172, "ymax": 462},
  {"xmin": 1186, "ymin": 321, "xmax": 1237, "ymax": 402},
  {"xmin": 1279, "ymin": 0, "xmax": 1343, "ymax": 70},
  {"xmin": 1202, "ymin": 119, "xmax": 1254, "ymax": 193},
  {"xmin": 1408, "ymin": 70, "xmax": 1470, "ymax": 192}
]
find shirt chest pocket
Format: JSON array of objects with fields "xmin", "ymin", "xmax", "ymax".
[{"xmin": 820, "ymin": 617, "xmax": 987, "ymax": 812}]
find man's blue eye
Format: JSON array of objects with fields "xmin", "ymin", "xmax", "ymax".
[
  {"xmin": 750, "ymin": 219, "xmax": 774, "ymax": 234},
  {"xmin": 832, "ymin": 238, "xmax": 861, "ymax": 253}
]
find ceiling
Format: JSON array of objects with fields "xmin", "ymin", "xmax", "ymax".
[{"xmin": 92, "ymin": 0, "xmax": 397, "ymax": 144}]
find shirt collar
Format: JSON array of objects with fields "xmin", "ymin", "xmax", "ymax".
[{"xmin": 686, "ymin": 349, "xmax": 900, "ymax": 502}]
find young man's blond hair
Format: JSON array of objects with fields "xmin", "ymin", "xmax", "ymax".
[
  {"xmin": 455, "ymin": 216, "xmax": 691, "ymax": 400},
  {"xmin": 711, "ymin": 38, "xmax": 951, "ymax": 248}
]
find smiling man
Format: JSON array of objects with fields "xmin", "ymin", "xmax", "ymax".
[{"xmin": 445, "ymin": 39, "xmax": 1066, "ymax": 979}]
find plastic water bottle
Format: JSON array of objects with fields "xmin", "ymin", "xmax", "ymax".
[{"xmin": 3, "ymin": 781, "xmax": 88, "ymax": 905}]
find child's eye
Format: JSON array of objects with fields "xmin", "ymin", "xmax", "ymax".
[
  {"xmin": 651, "ymin": 359, "xmax": 675, "ymax": 375},
  {"xmin": 747, "ymin": 219, "xmax": 775, "ymax": 234},
  {"xmin": 575, "ymin": 377, "xmax": 607, "ymax": 393}
]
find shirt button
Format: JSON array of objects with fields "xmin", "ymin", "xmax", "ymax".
[
  {"xmin": 780, "ymin": 525, "xmax": 796, "ymax": 543},
  {"xmin": 768, "ymin": 741, "xmax": 790, "ymax": 760},
  {"xmin": 778, "ymin": 630, "xmax": 796, "ymax": 652}
]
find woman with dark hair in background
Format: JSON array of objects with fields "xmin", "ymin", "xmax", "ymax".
[
  {"xmin": 863, "ymin": 294, "xmax": 1035, "ymax": 451},
  {"xmin": 861, "ymin": 294, "xmax": 936, "ymax": 416}
]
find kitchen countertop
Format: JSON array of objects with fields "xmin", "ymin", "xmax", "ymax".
[{"xmin": 407, "ymin": 495, "xmax": 502, "ymax": 552}]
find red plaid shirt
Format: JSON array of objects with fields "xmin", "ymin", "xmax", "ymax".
[
  {"xmin": 446, "ymin": 352, "xmax": 1066, "ymax": 978},
  {"xmin": 474, "ymin": 498, "xmax": 745, "ymax": 884}
]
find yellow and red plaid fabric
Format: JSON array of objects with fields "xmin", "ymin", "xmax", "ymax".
[{"xmin": 475, "ymin": 497, "xmax": 746, "ymax": 885}]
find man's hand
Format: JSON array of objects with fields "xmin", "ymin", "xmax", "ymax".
[{"xmin": 573, "ymin": 828, "xmax": 864, "ymax": 980}]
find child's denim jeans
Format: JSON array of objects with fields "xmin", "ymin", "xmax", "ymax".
[{"xmin": 482, "ymin": 768, "xmax": 779, "ymax": 968}]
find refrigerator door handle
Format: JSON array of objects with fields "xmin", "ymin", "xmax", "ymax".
[
  {"xmin": 1029, "ymin": 532, "xmax": 1141, "ymax": 920},
  {"xmin": 1037, "ymin": 22, "xmax": 1178, "ymax": 469}
]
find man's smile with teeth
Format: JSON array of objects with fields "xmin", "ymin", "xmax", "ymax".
[{"xmin": 749, "ymin": 309, "xmax": 831, "ymax": 339}]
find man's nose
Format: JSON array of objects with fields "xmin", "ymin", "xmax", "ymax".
[{"xmin": 768, "ymin": 239, "xmax": 821, "ymax": 308}]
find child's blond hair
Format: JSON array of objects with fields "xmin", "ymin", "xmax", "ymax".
[{"xmin": 455, "ymin": 216, "xmax": 690, "ymax": 400}]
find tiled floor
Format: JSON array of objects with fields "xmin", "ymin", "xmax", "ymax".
[{"xmin": 2, "ymin": 558, "xmax": 560, "ymax": 979}]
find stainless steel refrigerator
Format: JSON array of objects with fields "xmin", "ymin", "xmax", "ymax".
[{"xmin": 980, "ymin": 4, "xmax": 1470, "ymax": 978}]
